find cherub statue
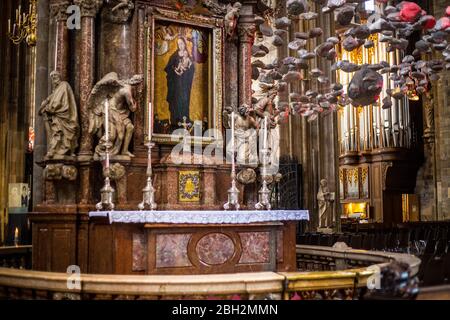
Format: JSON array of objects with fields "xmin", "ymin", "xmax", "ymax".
[
  {"xmin": 38, "ymin": 71, "xmax": 79, "ymax": 159},
  {"xmin": 225, "ymin": 2, "xmax": 242, "ymax": 39},
  {"xmin": 87, "ymin": 72, "xmax": 144, "ymax": 159}
]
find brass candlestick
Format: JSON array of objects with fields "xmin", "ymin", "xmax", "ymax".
[
  {"xmin": 96, "ymin": 100, "xmax": 115, "ymax": 211},
  {"xmin": 96, "ymin": 141, "xmax": 115, "ymax": 211},
  {"xmin": 138, "ymin": 140, "xmax": 157, "ymax": 210},
  {"xmin": 255, "ymin": 116, "xmax": 271, "ymax": 210},
  {"xmin": 224, "ymin": 111, "xmax": 240, "ymax": 210},
  {"xmin": 255, "ymin": 147, "xmax": 272, "ymax": 210}
]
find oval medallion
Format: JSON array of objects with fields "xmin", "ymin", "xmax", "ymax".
[{"xmin": 196, "ymin": 233, "xmax": 235, "ymax": 265}]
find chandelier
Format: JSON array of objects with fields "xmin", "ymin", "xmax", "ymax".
[{"xmin": 8, "ymin": 0, "xmax": 38, "ymax": 46}]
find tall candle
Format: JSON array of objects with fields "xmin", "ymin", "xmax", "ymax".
[
  {"xmin": 104, "ymin": 99, "xmax": 110, "ymax": 168},
  {"xmin": 148, "ymin": 102, "xmax": 152, "ymax": 139},
  {"xmin": 55, "ymin": 24, "xmax": 59, "ymax": 70},
  {"xmin": 231, "ymin": 111, "xmax": 235, "ymax": 166},
  {"xmin": 263, "ymin": 116, "xmax": 268, "ymax": 150}
]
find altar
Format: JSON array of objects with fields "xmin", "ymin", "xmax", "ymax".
[
  {"xmin": 26, "ymin": 0, "xmax": 311, "ymax": 276},
  {"xmin": 88, "ymin": 210, "xmax": 308, "ymax": 275}
]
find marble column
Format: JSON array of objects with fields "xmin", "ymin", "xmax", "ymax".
[
  {"xmin": 133, "ymin": 4, "xmax": 147, "ymax": 150},
  {"xmin": 50, "ymin": 0, "xmax": 70, "ymax": 80},
  {"xmin": 237, "ymin": 12, "xmax": 256, "ymax": 108},
  {"xmin": 74, "ymin": 0, "xmax": 102, "ymax": 158},
  {"xmin": 33, "ymin": 0, "xmax": 50, "ymax": 208},
  {"xmin": 73, "ymin": 0, "xmax": 102, "ymax": 206}
]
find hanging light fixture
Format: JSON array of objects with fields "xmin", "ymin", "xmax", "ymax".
[{"xmin": 7, "ymin": 0, "xmax": 37, "ymax": 47}]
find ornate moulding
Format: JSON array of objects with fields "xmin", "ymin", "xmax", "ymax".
[{"xmin": 90, "ymin": 210, "xmax": 310, "ymax": 224}]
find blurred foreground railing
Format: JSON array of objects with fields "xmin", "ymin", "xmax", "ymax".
[{"xmin": 0, "ymin": 244, "xmax": 420, "ymax": 300}]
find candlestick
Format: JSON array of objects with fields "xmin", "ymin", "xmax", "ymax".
[
  {"xmin": 96, "ymin": 99, "xmax": 115, "ymax": 211},
  {"xmin": 255, "ymin": 115, "xmax": 271, "ymax": 210},
  {"xmin": 224, "ymin": 111, "xmax": 240, "ymax": 210},
  {"xmin": 138, "ymin": 140, "xmax": 157, "ymax": 211}
]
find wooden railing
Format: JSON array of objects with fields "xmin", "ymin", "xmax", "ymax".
[{"xmin": 0, "ymin": 244, "xmax": 420, "ymax": 300}]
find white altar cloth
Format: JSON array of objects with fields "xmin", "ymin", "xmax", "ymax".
[{"xmin": 89, "ymin": 210, "xmax": 310, "ymax": 225}]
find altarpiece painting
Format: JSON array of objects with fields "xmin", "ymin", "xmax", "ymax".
[{"xmin": 146, "ymin": 11, "xmax": 223, "ymax": 144}]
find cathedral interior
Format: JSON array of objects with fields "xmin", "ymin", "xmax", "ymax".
[{"xmin": 0, "ymin": 0, "xmax": 450, "ymax": 301}]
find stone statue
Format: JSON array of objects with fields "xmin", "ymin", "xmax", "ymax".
[
  {"xmin": 87, "ymin": 72, "xmax": 144, "ymax": 159},
  {"xmin": 38, "ymin": 71, "xmax": 79, "ymax": 159},
  {"xmin": 317, "ymin": 179, "xmax": 335, "ymax": 228},
  {"xmin": 224, "ymin": 2, "xmax": 242, "ymax": 39},
  {"xmin": 254, "ymin": 85, "xmax": 280, "ymax": 173},
  {"xmin": 223, "ymin": 105, "xmax": 259, "ymax": 167}
]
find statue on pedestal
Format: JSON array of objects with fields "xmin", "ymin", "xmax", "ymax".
[
  {"xmin": 317, "ymin": 179, "xmax": 335, "ymax": 228},
  {"xmin": 38, "ymin": 71, "xmax": 79, "ymax": 159},
  {"xmin": 87, "ymin": 72, "xmax": 143, "ymax": 160}
]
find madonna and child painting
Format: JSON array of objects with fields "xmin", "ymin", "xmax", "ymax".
[{"xmin": 153, "ymin": 21, "xmax": 211, "ymax": 135}]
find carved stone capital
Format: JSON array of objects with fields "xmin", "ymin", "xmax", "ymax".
[
  {"xmin": 50, "ymin": 0, "xmax": 71, "ymax": 21},
  {"xmin": 237, "ymin": 23, "xmax": 256, "ymax": 42},
  {"xmin": 73, "ymin": 0, "xmax": 103, "ymax": 18}
]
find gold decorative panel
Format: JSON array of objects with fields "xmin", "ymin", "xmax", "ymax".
[
  {"xmin": 178, "ymin": 171, "xmax": 201, "ymax": 202},
  {"xmin": 346, "ymin": 168, "xmax": 359, "ymax": 199},
  {"xmin": 361, "ymin": 167, "xmax": 369, "ymax": 199},
  {"xmin": 339, "ymin": 168, "xmax": 345, "ymax": 200}
]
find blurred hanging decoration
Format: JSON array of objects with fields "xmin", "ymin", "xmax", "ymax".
[{"xmin": 8, "ymin": 0, "xmax": 38, "ymax": 47}]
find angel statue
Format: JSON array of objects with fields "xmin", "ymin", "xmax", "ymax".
[
  {"xmin": 224, "ymin": 2, "xmax": 242, "ymax": 39},
  {"xmin": 87, "ymin": 72, "xmax": 144, "ymax": 160}
]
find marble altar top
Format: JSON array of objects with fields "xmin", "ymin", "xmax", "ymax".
[{"xmin": 89, "ymin": 210, "xmax": 310, "ymax": 225}]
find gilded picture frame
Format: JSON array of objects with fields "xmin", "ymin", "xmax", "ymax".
[{"xmin": 145, "ymin": 8, "xmax": 224, "ymax": 145}]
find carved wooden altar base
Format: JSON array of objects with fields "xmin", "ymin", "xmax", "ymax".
[{"xmin": 29, "ymin": 210, "xmax": 308, "ymax": 275}]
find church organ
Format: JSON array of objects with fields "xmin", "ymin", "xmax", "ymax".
[{"xmin": 336, "ymin": 25, "xmax": 422, "ymax": 225}]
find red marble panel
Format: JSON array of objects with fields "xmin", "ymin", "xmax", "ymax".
[
  {"xmin": 277, "ymin": 230, "xmax": 283, "ymax": 262},
  {"xmin": 132, "ymin": 233, "xmax": 146, "ymax": 271},
  {"xmin": 156, "ymin": 233, "xmax": 192, "ymax": 268},
  {"xmin": 196, "ymin": 233, "xmax": 235, "ymax": 265},
  {"xmin": 238, "ymin": 232, "xmax": 270, "ymax": 264}
]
